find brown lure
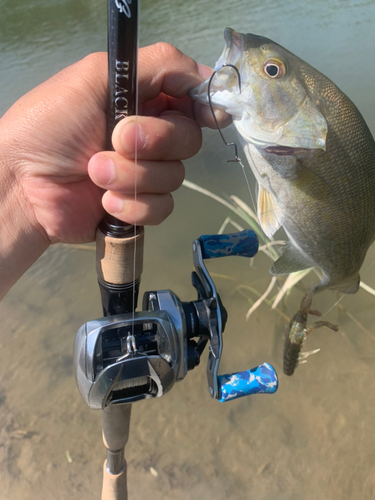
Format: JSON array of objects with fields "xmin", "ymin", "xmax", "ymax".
[{"xmin": 283, "ymin": 284, "xmax": 339, "ymax": 376}]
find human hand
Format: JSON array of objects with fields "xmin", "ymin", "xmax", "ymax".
[
  {"xmin": 0, "ymin": 42, "xmax": 230, "ymax": 297},
  {"xmin": 0, "ymin": 43, "xmax": 228, "ymax": 246},
  {"xmin": 89, "ymin": 43, "xmax": 230, "ymax": 230}
]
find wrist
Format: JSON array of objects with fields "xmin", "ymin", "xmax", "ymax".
[{"xmin": 0, "ymin": 145, "xmax": 49, "ymax": 300}]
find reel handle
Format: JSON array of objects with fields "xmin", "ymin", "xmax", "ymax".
[
  {"xmin": 218, "ymin": 363, "xmax": 278, "ymax": 403},
  {"xmin": 194, "ymin": 230, "xmax": 278, "ymax": 402},
  {"xmin": 200, "ymin": 230, "xmax": 259, "ymax": 259}
]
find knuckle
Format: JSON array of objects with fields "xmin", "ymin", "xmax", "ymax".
[
  {"xmin": 81, "ymin": 52, "xmax": 107, "ymax": 69},
  {"xmin": 190, "ymin": 124, "xmax": 203, "ymax": 156},
  {"xmin": 172, "ymin": 162, "xmax": 185, "ymax": 190},
  {"xmin": 161, "ymin": 115, "xmax": 202, "ymax": 160},
  {"xmin": 147, "ymin": 194, "xmax": 174, "ymax": 225},
  {"xmin": 154, "ymin": 42, "xmax": 184, "ymax": 62},
  {"xmin": 162, "ymin": 194, "xmax": 174, "ymax": 219},
  {"xmin": 177, "ymin": 116, "xmax": 202, "ymax": 154},
  {"xmin": 68, "ymin": 53, "xmax": 107, "ymax": 110}
]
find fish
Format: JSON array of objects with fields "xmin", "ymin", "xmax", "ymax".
[{"xmin": 189, "ymin": 28, "xmax": 375, "ymax": 293}]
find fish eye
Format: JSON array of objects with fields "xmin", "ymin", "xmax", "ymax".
[{"xmin": 263, "ymin": 60, "xmax": 285, "ymax": 79}]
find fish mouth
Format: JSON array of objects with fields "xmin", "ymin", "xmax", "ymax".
[
  {"xmin": 189, "ymin": 28, "xmax": 327, "ymax": 151},
  {"xmin": 188, "ymin": 28, "xmax": 244, "ymax": 114},
  {"xmin": 214, "ymin": 28, "xmax": 243, "ymax": 71}
]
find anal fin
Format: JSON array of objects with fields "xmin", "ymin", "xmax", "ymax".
[
  {"xmin": 257, "ymin": 186, "xmax": 284, "ymax": 238},
  {"xmin": 270, "ymin": 242, "xmax": 314, "ymax": 276}
]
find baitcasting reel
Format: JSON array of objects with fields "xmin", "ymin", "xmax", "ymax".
[{"xmin": 74, "ymin": 230, "xmax": 278, "ymax": 409}]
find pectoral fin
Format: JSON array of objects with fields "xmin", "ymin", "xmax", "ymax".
[
  {"xmin": 270, "ymin": 242, "xmax": 314, "ymax": 275},
  {"xmin": 257, "ymin": 186, "xmax": 284, "ymax": 238}
]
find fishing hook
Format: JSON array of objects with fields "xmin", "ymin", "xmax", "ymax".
[{"xmin": 207, "ymin": 63, "xmax": 242, "ymax": 163}]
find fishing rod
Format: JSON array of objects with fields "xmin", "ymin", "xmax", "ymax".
[
  {"xmin": 92, "ymin": 1, "xmax": 141, "ymax": 498},
  {"xmin": 73, "ymin": 2, "xmax": 279, "ymax": 499}
]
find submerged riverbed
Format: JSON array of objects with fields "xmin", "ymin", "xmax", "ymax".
[{"xmin": 1, "ymin": 1, "xmax": 375, "ymax": 499}]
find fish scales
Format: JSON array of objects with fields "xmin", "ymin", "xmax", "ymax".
[{"xmin": 190, "ymin": 28, "xmax": 375, "ymax": 293}]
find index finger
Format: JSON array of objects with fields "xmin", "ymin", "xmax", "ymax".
[
  {"xmin": 138, "ymin": 42, "xmax": 204, "ymax": 102},
  {"xmin": 138, "ymin": 43, "xmax": 232, "ymax": 129},
  {"xmin": 71, "ymin": 47, "xmax": 201, "ymax": 113},
  {"xmin": 78, "ymin": 46, "xmax": 230, "ymax": 130}
]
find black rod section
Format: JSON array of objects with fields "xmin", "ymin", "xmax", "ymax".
[
  {"xmin": 105, "ymin": 0, "xmax": 139, "ymax": 228},
  {"xmin": 98, "ymin": 0, "xmax": 141, "ymax": 319},
  {"xmin": 107, "ymin": 0, "xmax": 138, "ymax": 148}
]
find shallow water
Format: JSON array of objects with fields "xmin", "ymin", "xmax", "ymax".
[{"xmin": 1, "ymin": 1, "xmax": 375, "ymax": 499}]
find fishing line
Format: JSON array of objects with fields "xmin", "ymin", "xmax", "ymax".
[
  {"xmin": 236, "ymin": 146, "xmax": 374, "ymax": 330},
  {"xmin": 207, "ymin": 63, "xmax": 241, "ymax": 163},
  {"xmin": 206, "ymin": 64, "xmax": 347, "ymax": 321},
  {"xmin": 207, "ymin": 65, "xmax": 263, "ymax": 251},
  {"xmin": 240, "ymin": 147, "xmax": 280, "ymax": 262},
  {"xmin": 238, "ymin": 153, "xmax": 293, "ymax": 317},
  {"xmin": 207, "ymin": 65, "xmax": 293, "ymax": 318},
  {"xmin": 238, "ymin": 155, "xmax": 286, "ymax": 281},
  {"xmin": 118, "ymin": 1, "xmax": 140, "ymax": 347},
  {"xmin": 206, "ymin": 65, "xmax": 257, "ymax": 215},
  {"xmin": 238, "ymin": 157, "xmax": 256, "ymax": 218},
  {"xmin": 319, "ymin": 291, "xmax": 346, "ymax": 318},
  {"xmin": 130, "ymin": 117, "xmax": 138, "ymax": 338},
  {"xmin": 319, "ymin": 255, "xmax": 375, "ymax": 320},
  {"xmin": 240, "ymin": 146, "xmax": 295, "ymax": 317},
  {"xmin": 238, "ymin": 146, "xmax": 257, "ymax": 214},
  {"xmin": 130, "ymin": 30, "xmax": 140, "ymax": 341}
]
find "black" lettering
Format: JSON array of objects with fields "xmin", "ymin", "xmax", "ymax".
[
  {"xmin": 115, "ymin": 60, "xmax": 130, "ymax": 72},
  {"xmin": 114, "ymin": 60, "xmax": 130, "ymax": 120}
]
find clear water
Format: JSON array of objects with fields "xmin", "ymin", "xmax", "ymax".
[{"xmin": 1, "ymin": 1, "xmax": 375, "ymax": 499}]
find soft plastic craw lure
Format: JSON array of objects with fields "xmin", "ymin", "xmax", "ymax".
[{"xmin": 283, "ymin": 283, "xmax": 339, "ymax": 376}]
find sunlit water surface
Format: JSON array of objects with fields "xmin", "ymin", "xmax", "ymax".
[{"xmin": 1, "ymin": 1, "xmax": 375, "ymax": 499}]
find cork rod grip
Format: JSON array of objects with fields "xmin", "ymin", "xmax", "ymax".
[{"xmin": 96, "ymin": 226, "xmax": 144, "ymax": 284}]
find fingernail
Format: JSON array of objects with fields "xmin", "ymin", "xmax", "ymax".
[
  {"xmin": 120, "ymin": 120, "xmax": 147, "ymax": 153},
  {"xmin": 104, "ymin": 193, "xmax": 123, "ymax": 214},
  {"xmin": 197, "ymin": 63, "xmax": 213, "ymax": 80},
  {"xmin": 213, "ymin": 108, "xmax": 226, "ymax": 121},
  {"xmin": 91, "ymin": 156, "xmax": 115, "ymax": 186}
]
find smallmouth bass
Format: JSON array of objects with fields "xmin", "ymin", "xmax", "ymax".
[{"xmin": 190, "ymin": 28, "xmax": 375, "ymax": 293}]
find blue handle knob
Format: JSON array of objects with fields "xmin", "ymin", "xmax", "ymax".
[
  {"xmin": 200, "ymin": 230, "xmax": 258, "ymax": 259},
  {"xmin": 218, "ymin": 363, "xmax": 278, "ymax": 403}
]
